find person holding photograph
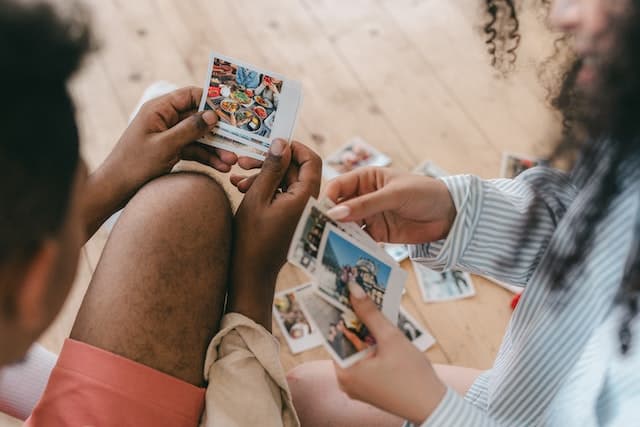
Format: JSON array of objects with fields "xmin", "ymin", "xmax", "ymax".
[
  {"xmin": 0, "ymin": 1, "xmax": 321, "ymax": 426},
  {"xmin": 287, "ymin": 0, "xmax": 640, "ymax": 426}
]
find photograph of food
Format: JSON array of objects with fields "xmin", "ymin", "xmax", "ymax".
[{"xmin": 204, "ymin": 57, "xmax": 283, "ymax": 138}]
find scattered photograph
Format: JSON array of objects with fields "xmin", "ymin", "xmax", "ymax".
[
  {"xmin": 323, "ymin": 137, "xmax": 391, "ymax": 180},
  {"xmin": 316, "ymin": 225, "xmax": 393, "ymax": 311},
  {"xmin": 288, "ymin": 198, "xmax": 382, "ymax": 276},
  {"xmin": 203, "ymin": 57, "xmax": 283, "ymax": 142},
  {"xmin": 412, "ymin": 261, "xmax": 475, "ymax": 302},
  {"xmin": 413, "ymin": 160, "xmax": 449, "ymax": 178},
  {"xmin": 288, "ymin": 199, "xmax": 340, "ymax": 275},
  {"xmin": 383, "ymin": 243, "xmax": 410, "ymax": 263},
  {"xmin": 273, "ymin": 284, "xmax": 323, "ymax": 354},
  {"xmin": 500, "ymin": 152, "xmax": 544, "ymax": 179},
  {"xmin": 397, "ymin": 307, "xmax": 436, "ymax": 352},
  {"xmin": 299, "ymin": 291, "xmax": 375, "ymax": 367}
]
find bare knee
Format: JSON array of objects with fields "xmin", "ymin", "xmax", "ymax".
[{"xmin": 127, "ymin": 171, "xmax": 232, "ymax": 239}]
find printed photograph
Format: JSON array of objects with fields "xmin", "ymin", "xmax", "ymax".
[
  {"xmin": 397, "ymin": 308, "xmax": 436, "ymax": 352},
  {"xmin": 413, "ymin": 262, "xmax": 475, "ymax": 302},
  {"xmin": 300, "ymin": 292, "xmax": 375, "ymax": 364},
  {"xmin": 500, "ymin": 152, "xmax": 544, "ymax": 179},
  {"xmin": 413, "ymin": 160, "xmax": 448, "ymax": 178},
  {"xmin": 290, "ymin": 204, "xmax": 333, "ymax": 274},
  {"xmin": 323, "ymin": 138, "xmax": 391, "ymax": 180},
  {"xmin": 316, "ymin": 227, "xmax": 392, "ymax": 311},
  {"xmin": 203, "ymin": 57, "xmax": 283, "ymax": 140},
  {"xmin": 397, "ymin": 310, "xmax": 423, "ymax": 342},
  {"xmin": 383, "ymin": 243, "xmax": 410, "ymax": 263},
  {"xmin": 273, "ymin": 285, "xmax": 322, "ymax": 354}
]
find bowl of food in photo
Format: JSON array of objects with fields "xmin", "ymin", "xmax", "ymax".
[
  {"xmin": 231, "ymin": 90, "xmax": 253, "ymax": 107},
  {"xmin": 253, "ymin": 105, "xmax": 268, "ymax": 120},
  {"xmin": 235, "ymin": 108, "xmax": 262, "ymax": 133},
  {"xmin": 220, "ymin": 98, "xmax": 240, "ymax": 114},
  {"xmin": 254, "ymin": 95, "xmax": 273, "ymax": 109}
]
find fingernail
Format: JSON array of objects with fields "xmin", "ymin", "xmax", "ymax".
[
  {"xmin": 348, "ymin": 282, "xmax": 367, "ymax": 299},
  {"xmin": 327, "ymin": 205, "xmax": 350, "ymax": 220},
  {"xmin": 270, "ymin": 138, "xmax": 287, "ymax": 156},
  {"xmin": 202, "ymin": 110, "xmax": 217, "ymax": 126}
]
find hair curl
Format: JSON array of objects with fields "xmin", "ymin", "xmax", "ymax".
[{"xmin": 484, "ymin": 0, "xmax": 640, "ymax": 353}]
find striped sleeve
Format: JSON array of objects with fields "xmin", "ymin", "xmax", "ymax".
[
  {"xmin": 418, "ymin": 388, "xmax": 500, "ymax": 427},
  {"xmin": 409, "ymin": 167, "xmax": 577, "ymax": 286}
]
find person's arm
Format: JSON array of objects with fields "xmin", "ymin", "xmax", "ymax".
[
  {"xmin": 199, "ymin": 140, "xmax": 321, "ymax": 427},
  {"xmin": 0, "ymin": 344, "xmax": 56, "ymax": 420},
  {"xmin": 410, "ymin": 167, "xmax": 577, "ymax": 286},
  {"xmin": 81, "ymin": 86, "xmax": 240, "ymax": 239},
  {"xmin": 226, "ymin": 140, "xmax": 322, "ymax": 329},
  {"xmin": 335, "ymin": 283, "xmax": 503, "ymax": 427}
]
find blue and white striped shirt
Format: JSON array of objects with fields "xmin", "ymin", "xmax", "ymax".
[{"xmin": 408, "ymin": 158, "xmax": 640, "ymax": 426}]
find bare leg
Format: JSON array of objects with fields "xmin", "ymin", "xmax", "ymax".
[
  {"xmin": 71, "ymin": 172, "xmax": 232, "ymax": 387},
  {"xmin": 287, "ymin": 360, "xmax": 482, "ymax": 427}
]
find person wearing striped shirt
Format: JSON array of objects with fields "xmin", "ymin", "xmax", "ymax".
[{"xmin": 287, "ymin": 1, "xmax": 640, "ymax": 426}]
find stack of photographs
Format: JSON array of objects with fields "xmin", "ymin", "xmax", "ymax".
[
  {"xmin": 286, "ymin": 197, "xmax": 407, "ymax": 367},
  {"xmin": 197, "ymin": 52, "xmax": 303, "ymax": 161}
]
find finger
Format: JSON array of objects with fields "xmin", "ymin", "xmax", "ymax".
[
  {"xmin": 246, "ymin": 139, "xmax": 292, "ymax": 203},
  {"xmin": 284, "ymin": 141, "xmax": 322, "ymax": 199},
  {"xmin": 238, "ymin": 156, "xmax": 264, "ymax": 170},
  {"xmin": 323, "ymin": 169, "xmax": 368, "ymax": 204},
  {"xmin": 163, "ymin": 86, "xmax": 203, "ymax": 117},
  {"xmin": 325, "ymin": 188, "xmax": 395, "ymax": 222},
  {"xmin": 230, "ymin": 173, "xmax": 248, "ymax": 187},
  {"xmin": 215, "ymin": 148, "xmax": 238, "ymax": 165},
  {"xmin": 181, "ymin": 143, "xmax": 232, "ymax": 172},
  {"xmin": 237, "ymin": 175, "xmax": 258, "ymax": 193},
  {"xmin": 158, "ymin": 110, "xmax": 218, "ymax": 150},
  {"xmin": 145, "ymin": 87, "xmax": 203, "ymax": 129},
  {"xmin": 348, "ymin": 282, "xmax": 396, "ymax": 340}
]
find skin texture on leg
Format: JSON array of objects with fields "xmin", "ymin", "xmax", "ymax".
[
  {"xmin": 287, "ymin": 360, "xmax": 482, "ymax": 427},
  {"xmin": 71, "ymin": 172, "xmax": 232, "ymax": 387}
]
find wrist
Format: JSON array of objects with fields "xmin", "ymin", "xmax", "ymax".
[
  {"xmin": 226, "ymin": 266, "xmax": 279, "ymax": 330},
  {"xmin": 409, "ymin": 379, "xmax": 447, "ymax": 425}
]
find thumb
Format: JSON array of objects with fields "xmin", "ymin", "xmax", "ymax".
[
  {"xmin": 248, "ymin": 139, "xmax": 292, "ymax": 202},
  {"xmin": 348, "ymin": 282, "xmax": 395, "ymax": 339},
  {"xmin": 326, "ymin": 188, "xmax": 396, "ymax": 223},
  {"xmin": 160, "ymin": 110, "xmax": 218, "ymax": 148}
]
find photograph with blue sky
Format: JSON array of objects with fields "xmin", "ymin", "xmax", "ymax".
[{"xmin": 322, "ymin": 230, "xmax": 391, "ymax": 286}]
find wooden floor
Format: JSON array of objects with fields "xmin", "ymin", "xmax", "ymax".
[{"xmin": 2, "ymin": 0, "xmax": 557, "ymax": 425}]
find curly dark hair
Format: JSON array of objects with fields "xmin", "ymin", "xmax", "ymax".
[
  {"xmin": 0, "ymin": 0, "xmax": 91, "ymax": 265},
  {"xmin": 484, "ymin": 0, "xmax": 640, "ymax": 353}
]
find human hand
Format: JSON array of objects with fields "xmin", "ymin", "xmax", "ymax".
[
  {"xmin": 323, "ymin": 167, "xmax": 457, "ymax": 244},
  {"xmin": 101, "ymin": 86, "xmax": 238, "ymax": 197},
  {"xmin": 335, "ymin": 282, "xmax": 447, "ymax": 425},
  {"xmin": 227, "ymin": 139, "xmax": 322, "ymax": 328}
]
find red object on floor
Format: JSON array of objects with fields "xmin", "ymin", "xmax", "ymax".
[{"xmin": 511, "ymin": 292, "xmax": 522, "ymax": 310}]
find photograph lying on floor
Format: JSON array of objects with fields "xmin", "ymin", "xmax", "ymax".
[
  {"xmin": 273, "ymin": 283, "xmax": 323, "ymax": 354},
  {"xmin": 413, "ymin": 261, "xmax": 475, "ymax": 302},
  {"xmin": 323, "ymin": 137, "xmax": 391, "ymax": 180}
]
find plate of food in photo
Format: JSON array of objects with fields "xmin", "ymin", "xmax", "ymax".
[
  {"xmin": 254, "ymin": 95, "xmax": 273, "ymax": 109},
  {"xmin": 231, "ymin": 90, "xmax": 252, "ymax": 106},
  {"xmin": 253, "ymin": 105, "xmax": 268, "ymax": 119},
  {"xmin": 235, "ymin": 109, "xmax": 255, "ymax": 127},
  {"xmin": 220, "ymin": 99, "xmax": 240, "ymax": 114},
  {"xmin": 245, "ymin": 114, "xmax": 262, "ymax": 132}
]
